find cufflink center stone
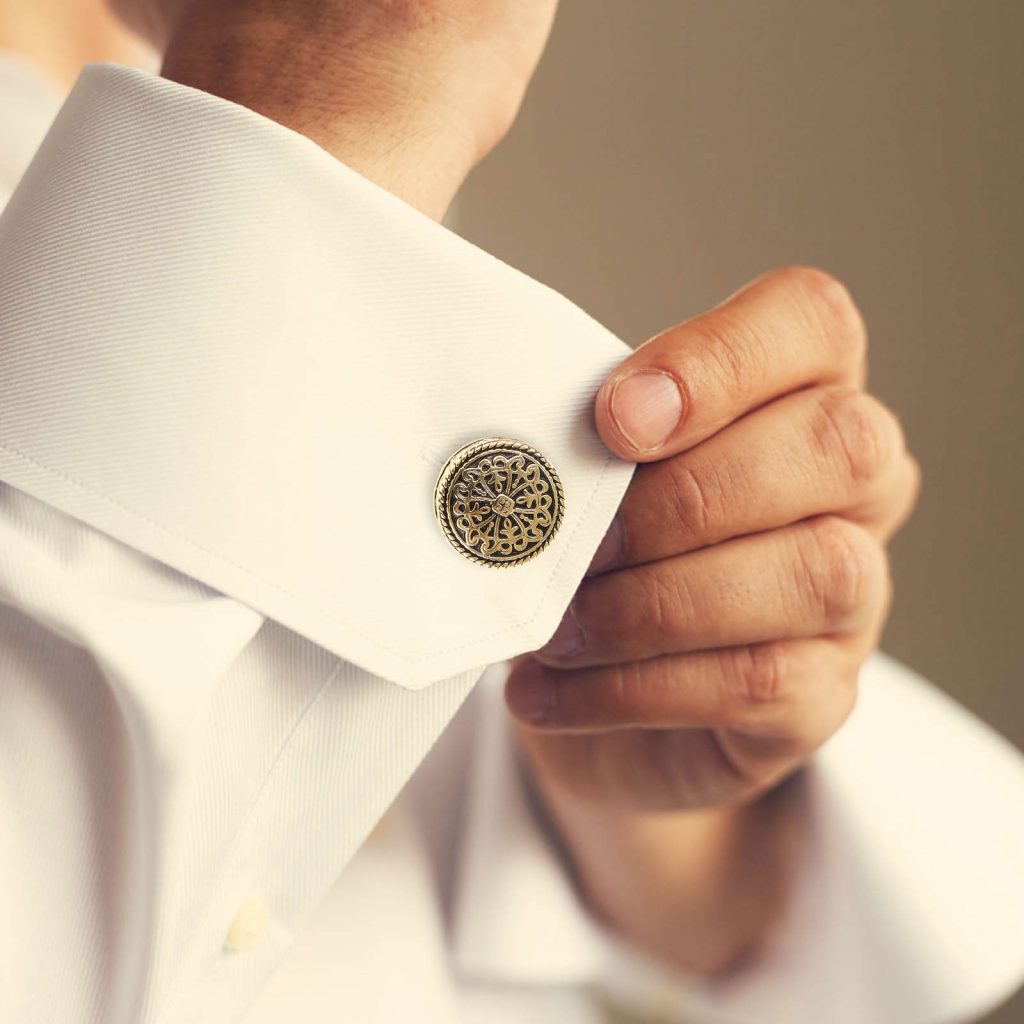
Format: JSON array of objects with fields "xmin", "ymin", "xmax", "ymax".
[
  {"xmin": 434, "ymin": 438, "xmax": 565, "ymax": 567},
  {"xmin": 491, "ymin": 494, "xmax": 516, "ymax": 517}
]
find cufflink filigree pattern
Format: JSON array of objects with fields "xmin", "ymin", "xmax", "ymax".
[{"xmin": 434, "ymin": 438, "xmax": 564, "ymax": 567}]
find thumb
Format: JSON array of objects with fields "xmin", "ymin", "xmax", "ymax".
[{"xmin": 595, "ymin": 363, "xmax": 686, "ymax": 462}]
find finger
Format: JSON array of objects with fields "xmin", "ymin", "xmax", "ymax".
[
  {"xmin": 513, "ymin": 719, "xmax": 748, "ymax": 810},
  {"xmin": 508, "ymin": 638, "xmax": 857, "ymax": 737},
  {"xmin": 595, "ymin": 266, "xmax": 867, "ymax": 462},
  {"xmin": 540, "ymin": 515, "xmax": 889, "ymax": 667},
  {"xmin": 589, "ymin": 386, "xmax": 910, "ymax": 573},
  {"xmin": 872, "ymin": 452, "xmax": 921, "ymax": 543}
]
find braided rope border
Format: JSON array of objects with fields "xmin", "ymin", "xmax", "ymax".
[{"xmin": 433, "ymin": 437, "xmax": 566, "ymax": 568}]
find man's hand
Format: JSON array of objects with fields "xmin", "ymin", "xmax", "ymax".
[
  {"xmin": 127, "ymin": 0, "xmax": 558, "ymax": 219},
  {"xmin": 505, "ymin": 267, "xmax": 920, "ymax": 971}
]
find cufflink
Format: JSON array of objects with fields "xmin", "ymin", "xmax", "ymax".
[{"xmin": 434, "ymin": 438, "xmax": 564, "ymax": 567}]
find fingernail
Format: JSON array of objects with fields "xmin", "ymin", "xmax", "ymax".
[
  {"xmin": 587, "ymin": 516, "xmax": 623, "ymax": 575},
  {"xmin": 609, "ymin": 370, "xmax": 684, "ymax": 453},
  {"xmin": 540, "ymin": 604, "xmax": 584, "ymax": 659},
  {"xmin": 506, "ymin": 670, "xmax": 552, "ymax": 723}
]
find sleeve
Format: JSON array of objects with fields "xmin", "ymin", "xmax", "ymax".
[
  {"xmin": 0, "ymin": 61, "xmax": 635, "ymax": 1024},
  {"xmin": 0, "ymin": 61, "xmax": 633, "ymax": 689},
  {"xmin": 451, "ymin": 654, "xmax": 1024, "ymax": 1024}
]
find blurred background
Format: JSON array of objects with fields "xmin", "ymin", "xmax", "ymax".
[{"xmin": 455, "ymin": 2, "xmax": 1024, "ymax": 1020}]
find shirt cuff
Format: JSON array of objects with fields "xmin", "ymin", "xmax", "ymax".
[
  {"xmin": 453, "ymin": 653, "xmax": 1024, "ymax": 1024},
  {"xmin": 0, "ymin": 62, "xmax": 634, "ymax": 689}
]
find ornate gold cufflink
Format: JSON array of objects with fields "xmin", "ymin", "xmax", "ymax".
[{"xmin": 434, "ymin": 438, "xmax": 564, "ymax": 567}]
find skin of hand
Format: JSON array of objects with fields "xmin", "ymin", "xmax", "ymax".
[
  {"xmin": 505, "ymin": 267, "xmax": 921, "ymax": 973},
  {"xmin": 114, "ymin": 0, "xmax": 558, "ymax": 220}
]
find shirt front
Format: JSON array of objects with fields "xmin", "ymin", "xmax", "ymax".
[
  {"xmin": 1, "ymin": 57, "xmax": 1023, "ymax": 1024},
  {"xmin": 0, "ymin": 58, "xmax": 636, "ymax": 1024}
]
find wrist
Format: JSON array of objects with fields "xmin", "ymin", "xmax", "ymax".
[
  {"xmin": 160, "ymin": 6, "xmax": 482, "ymax": 220},
  {"xmin": 523, "ymin": 741, "xmax": 805, "ymax": 975}
]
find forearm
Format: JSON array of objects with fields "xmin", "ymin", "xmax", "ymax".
[{"xmin": 523, "ymin": 735, "xmax": 806, "ymax": 976}]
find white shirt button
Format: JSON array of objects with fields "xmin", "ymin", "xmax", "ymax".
[{"xmin": 225, "ymin": 899, "xmax": 272, "ymax": 952}]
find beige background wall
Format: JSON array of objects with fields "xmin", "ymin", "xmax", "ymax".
[{"xmin": 456, "ymin": 2, "xmax": 1024, "ymax": 1020}]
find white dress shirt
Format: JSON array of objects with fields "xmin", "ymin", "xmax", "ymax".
[{"xmin": 0, "ymin": 57, "xmax": 1022, "ymax": 1024}]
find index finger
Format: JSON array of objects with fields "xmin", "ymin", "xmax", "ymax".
[{"xmin": 595, "ymin": 266, "xmax": 867, "ymax": 462}]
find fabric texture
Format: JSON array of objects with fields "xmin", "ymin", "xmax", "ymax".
[
  {"xmin": 0, "ymin": 56, "xmax": 1022, "ymax": 1024},
  {"xmin": 0, "ymin": 60, "xmax": 633, "ymax": 1023},
  {"xmin": 0, "ymin": 63, "xmax": 634, "ymax": 689}
]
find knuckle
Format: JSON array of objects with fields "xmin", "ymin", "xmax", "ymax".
[
  {"xmin": 776, "ymin": 265, "xmax": 867, "ymax": 365},
  {"xmin": 813, "ymin": 387, "xmax": 901, "ymax": 485},
  {"xmin": 905, "ymin": 452, "xmax": 923, "ymax": 500},
  {"xmin": 732, "ymin": 642, "xmax": 861, "ymax": 749},
  {"xmin": 830, "ymin": 675, "xmax": 860, "ymax": 734},
  {"xmin": 647, "ymin": 566, "xmax": 692, "ymax": 642},
  {"xmin": 750, "ymin": 648, "xmax": 860, "ymax": 751},
  {"xmin": 688, "ymin": 314, "xmax": 765, "ymax": 397},
  {"xmin": 804, "ymin": 516, "xmax": 885, "ymax": 630},
  {"xmin": 881, "ymin": 566, "xmax": 896, "ymax": 622},
  {"xmin": 780, "ymin": 674, "xmax": 858, "ymax": 752},
  {"xmin": 602, "ymin": 662, "xmax": 639, "ymax": 720},
  {"xmin": 665, "ymin": 458, "xmax": 722, "ymax": 542},
  {"xmin": 882, "ymin": 454, "xmax": 923, "ymax": 542},
  {"xmin": 801, "ymin": 658, "xmax": 861, "ymax": 745},
  {"xmin": 739, "ymin": 642, "xmax": 788, "ymax": 705}
]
